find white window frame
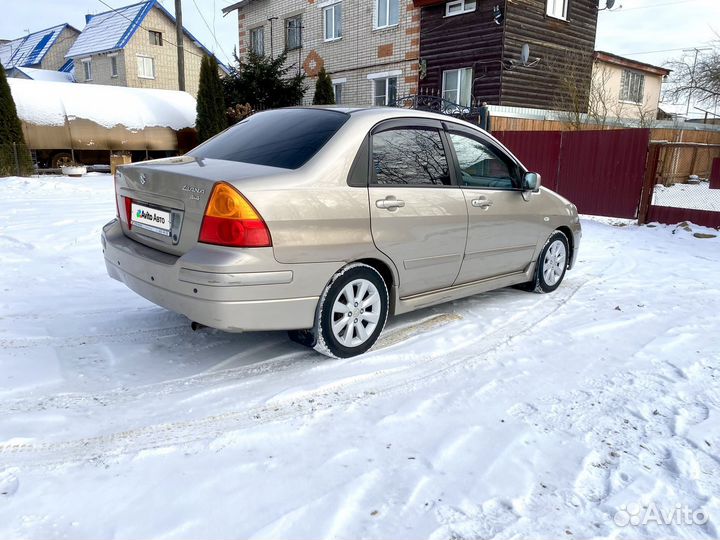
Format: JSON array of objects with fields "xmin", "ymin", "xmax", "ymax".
[
  {"xmin": 445, "ymin": 0, "xmax": 476, "ymax": 17},
  {"xmin": 109, "ymin": 53, "xmax": 118, "ymax": 78},
  {"xmin": 368, "ymin": 71, "xmax": 400, "ymax": 106},
  {"xmin": 546, "ymin": 0, "xmax": 568, "ymax": 20},
  {"xmin": 620, "ymin": 70, "xmax": 645, "ymax": 104},
  {"xmin": 249, "ymin": 26, "xmax": 264, "ymax": 55},
  {"xmin": 323, "ymin": 2, "xmax": 342, "ymax": 42},
  {"xmin": 81, "ymin": 58, "xmax": 92, "ymax": 81},
  {"xmin": 442, "ymin": 67, "xmax": 473, "ymax": 107},
  {"xmin": 137, "ymin": 55, "xmax": 155, "ymax": 80},
  {"xmin": 332, "ymin": 77, "xmax": 346, "ymax": 104},
  {"xmin": 375, "ymin": 0, "xmax": 400, "ymax": 30}
]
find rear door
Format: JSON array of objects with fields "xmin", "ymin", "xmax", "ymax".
[
  {"xmin": 368, "ymin": 120, "xmax": 468, "ymax": 297},
  {"xmin": 445, "ymin": 127, "xmax": 544, "ymax": 284}
]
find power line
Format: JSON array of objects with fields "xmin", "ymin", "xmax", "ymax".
[
  {"xmin": 190, "ymin": 0, "xmax": 232, "ymax": 63},
  {"xmin": 621, "ymin": 46, "xmax": 707, "ymax": 56},
  {"xmin": 602, "ymin": 0, "xmax": 705, "ymax": 11},
  {"xmin": 95, "ymin": 0, "xmax": 206, "ymax": 62}
]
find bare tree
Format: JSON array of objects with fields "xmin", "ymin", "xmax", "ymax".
[
  {"xmin": 664, "ymin": 42, "xmax": 720, "ymax": 107},
  {"xmin": 549, "ymin": 49, "xmax": 594, "ymax": 129}
]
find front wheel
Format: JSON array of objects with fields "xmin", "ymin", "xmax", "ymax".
[
  {"xmin": 312, "ymin": 263, "xmax": 389, "ymax": 358},
  {"xmin": 525, "ymin": 231, "xmax": 569, "ymax": 294}
]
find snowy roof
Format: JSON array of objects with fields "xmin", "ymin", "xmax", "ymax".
[
  {"xmin": 13, "ymin": 66, "xmax": 75, "ymax": 83},
  {"xmin": 8, "ymin": 78, "xmax": 197, "ymax": 130},
  {"xmin": 66, "ymin": 0, "xmax": 229, "ymax": 72},
  {"xmin": 0, "ymin": 24, "xmax": 74, "ymax": 69},
  {"xmin": 66, "ymin": 1, "xmax": 153, "ymax": 58}
]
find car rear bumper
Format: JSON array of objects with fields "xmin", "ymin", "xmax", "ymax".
[{"xmin": 101, "ymin": 220, "xmax": 336, "ymax": 332}]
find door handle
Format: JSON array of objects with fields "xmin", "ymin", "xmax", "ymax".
[
  {"xmin": 376, "ymin": 198, "xmax": 405, "ymax": 210},
  {"xmin": 471, "ymin": 198, "xmax": 493, "ymax": 209}
]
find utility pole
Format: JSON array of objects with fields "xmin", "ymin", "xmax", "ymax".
[{"xmin": 175, "ymin": 0, "xmax": 186, "ymax": 91}]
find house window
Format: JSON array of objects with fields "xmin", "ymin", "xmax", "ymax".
[
  {"xmin": 620, "ymin": 70, "xmax": 645, "ymax": 103},
  {"xmin": 332, "ymin": 79, "xmax": 345, "ymax": 104},
  {"xmin": 445, "ymin": 0, "xmax": 476, "ymax": 16},
  {"xmin": 376, "ymin": 0, "xmax": 399, "ymax": 29},
  {"xmin": 286, "ymin": 15, "xmax": 302, "ymax": 50},
  {"xmin": 442, "ymin": 68, "xmax": 473, "ymax": 107},
  {"xmin": 110, "ymin": 55, "xmax": 118, "ymax": 78},
  {"xmin": 323, "ymin": 3, "xmax": 342, "ymax": 41},
  {"xmin": 82, "ymin": 58, "xmax": 92, "ymax": 81},
  {"xmin": 250, "ymin": 26, "xmax": 264, "ymax": 55},
  {"xmin": 137, "ymin": 55, "xmax": 155, "ymax": 79},
  {"xmin": 149, "ymin": 30, "xmax": 163, "ymax": 46},
  {"xmin": 373, "ymin": 76, "xmax": 398, "ymax": 106},
  {"xmin": 546, "ymin": 0, "xmax": 568, "ymax": 19}
]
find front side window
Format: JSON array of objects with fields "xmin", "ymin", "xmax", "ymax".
[
  {"xmin": 324, "ymin": 3, "xmax": 342, "ymax": 41},
  {"xmin": 546, "ymin": 0, "xmax": 568, "ymax": 19},
  {"xmin": 446, "ymin": 0, "xmax": 477, "ymax": 16},
  {"xmin": 250, "ymin": 26, "xmax": 264, "ymax": 55},
  {"xmin": 376, "ymin": 0, "xmax": 400, "ymax": 29},
  {"xmin": 373, "ymin": 76, "xmax": 397, "ymax": 106},
  {"xmin": 620, "ymin": 70, "xmax": 645, "ymax": 103},
  {"xmin": 82, "ymin": 59, "xmax": 92, "ymax": 81},
  {"xmin": 286, "ymin": 15, "xmax": 302, "ymax": 50},
  {"xmin": 149, "ymin": 30, "xmax": 163, "ymax": 46},
  {"xmin": 110, "ymin": 55, "xmax": 118, "ymax": 77},
  {"xmin": 137, "ymin": 56, "xmax": 155, "ymax": 79},
  {"xmin": 449, "ymin": 133, "xmax": 517, "ymax": 189},
  {"xmin": 188, "ymin": 109, "xmax": 349, "ymax": 170},
  {"xmin": 372, "ymin": 129, "xmax": 451, "ymax": 186},
  {"xmin": 442, "ymin": 68, "xmax": 473, "ymax": 107}
]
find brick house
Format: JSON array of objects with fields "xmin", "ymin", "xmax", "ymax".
[
  {"xmin": 65, "ymin": 0, "xmax": 227, "ymax": 97},
  {"xmin": 222, "ymin": 0, "xmax": 421, "ymax": 106},
  {"xmin": 0, "ymin": 24, "xmax": 80, "ymax": 72}
]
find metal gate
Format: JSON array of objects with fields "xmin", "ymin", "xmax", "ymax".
[{"xmin": 495, "ymin": 129, "xmax": 651, "ymax": 219}]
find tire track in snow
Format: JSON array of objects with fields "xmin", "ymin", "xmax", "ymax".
[{"xmin": 0, "ymin": 281, "xmax": 585, "ymax": 466}]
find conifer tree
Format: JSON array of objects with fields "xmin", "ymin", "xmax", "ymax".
[
  {"xmin": 0, "ymin": 63, "xmax": 33, "ymax": 176},
  {"xmin": 313, "ymin": 67, "xmax": 335, "ymax": 105},
  {"xmin": 196, "ymin": 55, "xmax": 227, "ymax": 143}
]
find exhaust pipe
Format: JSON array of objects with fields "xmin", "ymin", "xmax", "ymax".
[{"xmin": 190, "ymin": 321, "xmax": 206, "ymax": 332}]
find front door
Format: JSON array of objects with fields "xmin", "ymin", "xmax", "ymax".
[
  {"xmin": 369, "ymin": 123, "xmax": 468, "ymax": 297},
  {"xmin": 446, "ymin": 129, "xmax": 544, "ymax": 284}
]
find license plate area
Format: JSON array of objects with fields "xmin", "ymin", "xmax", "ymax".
[{"xmin": 131, "ymin": 202, "xmax": 172, "ymax": 237}]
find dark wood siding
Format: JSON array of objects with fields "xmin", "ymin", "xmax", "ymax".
[
  {"xmin": 501, "ymin": 0, "xmax": 598, "ymax": 110},
  {"xmin": 418, "ymin": 0, "xmax": 504, "ymax": 104}
]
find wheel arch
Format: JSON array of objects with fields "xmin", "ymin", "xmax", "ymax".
[
  {"xmin": 555, "ymin": 225, "xmax": 574, "ymax": 268},
  {"xmin": 355, "ymin": 257, "xmax": 397, "ymax": 315}
]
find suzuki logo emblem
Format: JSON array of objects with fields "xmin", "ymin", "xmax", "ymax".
[{"xmin": 140, "ymin": 174, "xmax": 147, "ymax": 185}]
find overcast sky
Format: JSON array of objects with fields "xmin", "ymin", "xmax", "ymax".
[{"xmin": 2, "ymin": 0, "xmax": 718, "ymax": 110}]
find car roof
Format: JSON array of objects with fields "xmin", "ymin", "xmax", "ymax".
[{"xmin": 289, "ymin": 105, "xmax": 482, "ymax": 129}]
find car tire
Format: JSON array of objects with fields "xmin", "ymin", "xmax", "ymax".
[
  {"xmin": 522, "ymin": 230, "xmax": 570, "ymax": 294},
  {"xmin": 311, "ymin": 263, "xmax": 389, "ymax": 359}
]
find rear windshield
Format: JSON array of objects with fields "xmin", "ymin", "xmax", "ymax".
[{"xmin": 188, "ymin": 108, "xmax": 350, "ymax": 170}]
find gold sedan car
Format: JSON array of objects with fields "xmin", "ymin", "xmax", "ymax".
[{"xmin": 102, "ymin": 107, "xmax": 581, "ymax": 358}]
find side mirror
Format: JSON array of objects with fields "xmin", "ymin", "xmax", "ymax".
[{"xmin": 523, "ymin": 172, "xmax": 541, "ymax": 192}]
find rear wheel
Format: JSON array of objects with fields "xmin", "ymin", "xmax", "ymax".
[
  {"xmin": 298, "ymin": 263, "xmax": 389, "ymax": 358},
  {"xmin": 521, "ymin": 231, "xmax": 569, "ymax": 294},
  {"xmin": 51, "ymin": 152, "xmax": 73, "ymax": 169}
]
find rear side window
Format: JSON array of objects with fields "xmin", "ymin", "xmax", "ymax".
[
  {"xmin": 371, "ymin": 128, "xmax": 451, "ymax": 186},
  {"xmin": 188, "ymin": 109, "xmax": 349, "ymax": 170}
]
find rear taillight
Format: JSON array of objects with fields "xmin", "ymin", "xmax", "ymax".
[
  {"xmin": 123, "ymin": 196, "xmax": 133, "ymax": 229},
  {"xmin": 114, "ymin": 173, "xmax": 120, "ymax": 218},
  {"xmin": 199, "ymin": 182, "xmax": 271, "ymax": 248}
]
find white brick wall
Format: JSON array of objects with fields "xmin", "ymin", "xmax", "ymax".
[{"xmin": 236, "ymin": 0, "xmax": 420, "ymax": 106}]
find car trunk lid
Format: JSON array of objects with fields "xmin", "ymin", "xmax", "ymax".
[{"xmin": 115, "ymin": 156, "xmax": 281, "ymax": 256}]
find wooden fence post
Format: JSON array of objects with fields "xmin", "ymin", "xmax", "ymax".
[{"xmin": 638, "ymin": 143, "xmax": 662, "ymax": 225}]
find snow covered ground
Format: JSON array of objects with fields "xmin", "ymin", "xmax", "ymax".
[
  {"xmin": 1, "ymin": 175, "xmax": 719, "ymax": 539},
  {"xmin": 653, "ymin": 181, "xmax": 720, "ymax": 211}
]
